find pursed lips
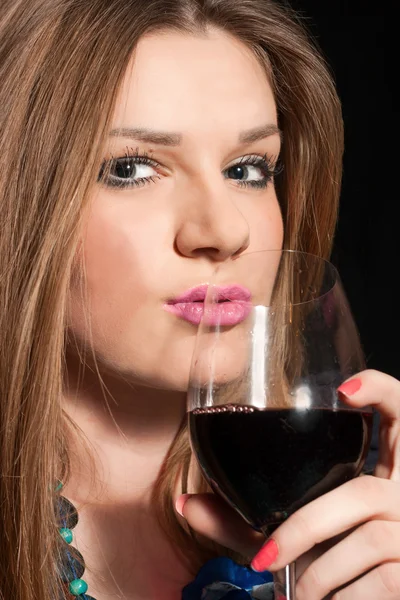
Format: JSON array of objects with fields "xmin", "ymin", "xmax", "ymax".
[{"xmin": 163, "ymin": 284, "xmax": 252, "ymax": 326}]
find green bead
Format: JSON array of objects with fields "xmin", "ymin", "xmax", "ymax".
[
  {"xmin": 59, "ymin": 527, "xmax": 73, "ymax": 544},
  {"xmin": 55, "ymin": 481, "xmax": 63, "ymax": 492},
  {"xmin": 69, "ymin": 579, "xmax": 88, "ymax": 596}
]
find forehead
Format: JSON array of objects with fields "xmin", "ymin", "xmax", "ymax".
[{"xmin": 112, "ymin": 28, "xmax": 277, "ymax": 136}]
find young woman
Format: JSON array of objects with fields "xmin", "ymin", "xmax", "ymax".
[{"xmin": 1, "ymin": 1, "xmax": 399, "ymax": 599}]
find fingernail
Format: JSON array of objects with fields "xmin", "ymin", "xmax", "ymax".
[
  {"xmin": 175, "ymin": 493, "xmax": 192, "ymax": 517},
  {"xmin": 251, "ymin": 538, "xmax": 279, "ymax": 571},
  {"xmin": 337, "ymin": 378, "xmax": 362, "ymax": 396}
]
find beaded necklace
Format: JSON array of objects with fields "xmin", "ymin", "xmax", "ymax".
[{"xmin": 56, "ymin": 483, "xmax": 96, "ymax": 600}]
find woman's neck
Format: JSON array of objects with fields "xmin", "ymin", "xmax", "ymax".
[{"xmin": 62, "ymin": 351, "xmax": 187, "ymax": 505}]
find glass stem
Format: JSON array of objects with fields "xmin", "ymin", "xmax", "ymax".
[{"xmin": 272, "ymin": 562, "xmax": 296, "ymax": 600}]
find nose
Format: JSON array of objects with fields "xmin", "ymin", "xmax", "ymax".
[{"xmin": 174, "ymin": 180, "xmax": 250, "ymax": 262}]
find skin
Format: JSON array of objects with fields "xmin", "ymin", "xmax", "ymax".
[{"xmin": 64, "ymin": 27, "xmax": 400, "ymax": 600}]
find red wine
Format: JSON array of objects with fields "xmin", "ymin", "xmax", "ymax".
[{"xmin": 189, "ymin": 405, "xmax": 372, "ymax": 531}]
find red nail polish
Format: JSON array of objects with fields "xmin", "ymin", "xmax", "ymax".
[
  {"xmin": 337, "ymin": 378, "xmax": 362, "ymax": 396},
  {"xmin": 175, "ymin": 493, "xmax": 191, "ymax": 517},
  {"xmin": 251, "ymin": 538, "xmax": 279, "ymax": 571}
]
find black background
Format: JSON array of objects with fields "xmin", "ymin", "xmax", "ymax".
[{"xmin": 286, "ymin": 1, "xmax": 396, "ymax": 380}]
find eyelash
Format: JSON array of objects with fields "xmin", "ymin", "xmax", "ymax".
[{"xmin": 98, "ymin": 148, "xmax": 280, "ymax": 190}]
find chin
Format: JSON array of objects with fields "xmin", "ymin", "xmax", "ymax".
[{"xmin": 96, "ymin": 349, "xmax": 194, "ymax": 393}]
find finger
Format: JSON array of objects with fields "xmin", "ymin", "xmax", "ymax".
[
  {"xmin": 338, "ymin": 369, "xmax": 400, "ymax": 421},
  {"xmin": 251, "ymin": 476, "xmax": 400, "ymax": 572},
  {"xmin": 337, "ymin": 370, "xmax": 400, "ymax": 481},
  {"xmin": 329, "ymin": 562, "xmax": 400, "ymax": 600},
  {"xmin": 176, "ymin": 493, "xmax": 264, "ymax": 557},
  {"xmin": 296, "ymin": 520, "xmax": 400, "ymax": 600}
]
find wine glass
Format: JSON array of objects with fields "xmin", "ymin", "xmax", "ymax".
[{"xmin": 187, "ymin": 250, "xmax": 373, "ymax": 600}]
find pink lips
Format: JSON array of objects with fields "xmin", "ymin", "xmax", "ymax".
[{"xmin": 164, "ymin": 284, "xmax": 252, "ymax": 326}]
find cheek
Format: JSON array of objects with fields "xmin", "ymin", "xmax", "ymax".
[
  {"xmin": 67, "ymin": 200, "xmax": 168, "ymax": 348},
  {"xmin": 85, "ymin": 211, "xmax": 149, "ymax": 309},
  {"xmin": 246, "ymin": 193, "xmax": 284, "ymax": 250}
]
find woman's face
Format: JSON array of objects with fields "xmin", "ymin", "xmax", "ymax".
[{"xmin": 68, "ymin": 28, "xmax": 283, "ymax": 391}]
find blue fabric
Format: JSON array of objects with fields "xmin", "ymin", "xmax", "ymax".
[{"xmin": 182, "ymin": 557, "xmax": 274, "ymax": 600}]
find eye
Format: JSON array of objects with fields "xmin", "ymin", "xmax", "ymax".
[
  {"xmin": 226, "ymin": 164, "xmax": 264, "ymax": 182},
  {"xmin": 98, "ymin": 155, "xmax": 161, "ymax": 189},
  {"xmin": 223, "ymin": 154, "xmax": 277, "ymax": 189}
]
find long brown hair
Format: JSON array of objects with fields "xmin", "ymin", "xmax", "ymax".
[{"xmin": 0, "ymin": 1, "xmax": 343, "ymax": 598}]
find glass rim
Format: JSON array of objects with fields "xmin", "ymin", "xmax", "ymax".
[{"xmin": 207, "ymin": 248, "xmax": 341, "ymax": 308}]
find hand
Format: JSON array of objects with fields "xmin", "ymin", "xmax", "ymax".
[{"xmin": 177, "ymin": 369, "xmax": 400, "ymax": 599}]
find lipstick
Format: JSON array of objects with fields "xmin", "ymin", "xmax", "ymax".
[{"xmin": 164, "ymin": 284, "xmax": 252, "ymax": 326}]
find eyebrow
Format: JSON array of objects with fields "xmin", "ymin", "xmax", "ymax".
[
  {"xmin": 239, "ymin": 123, "xmax": 282, "ymax": 144},
  {"xmin": 108, "ymin": 123, "xmax": 282, "ymax": 146},
  {"xmin": 109, "ymin": 127, "xmax": 182, "ymax": 146}
]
